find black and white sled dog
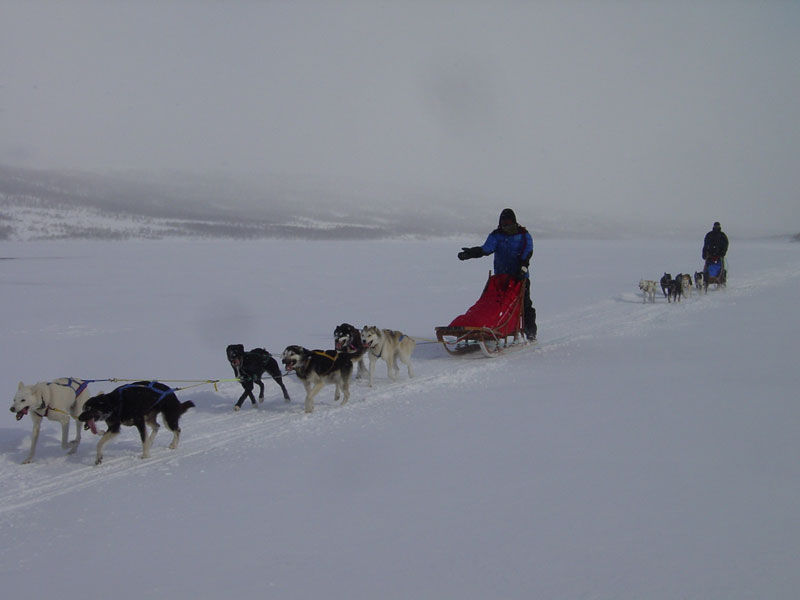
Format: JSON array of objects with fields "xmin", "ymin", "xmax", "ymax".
[
  {"xmin": 660, "ymin": 273, "xmax": 672, "ymax": 298},
  {"xmin": 281, "ymin": 345, "xmax": 353, "ymax": 413},
  {"xmin": 226, "ymin": 344, "xmax": 290, "ymax": 410},
  {"xmin": 333, "ymin": 323, "xmax": 367, "ymax": 379},
  {"xmin": 667, "ymin": 275, "xmax": 683, "ymax": 303},
  {"xmin": 680, "ymin": 273, "xmax": 693, "ymax": 298},
  {"xmin": 694, "ymin": 271, "xmax": 705, "ymax": 293},
  {"xmin": 360, "ymin": 326, "xmax": 416, "ymax": 387},
  {"xmin": 10, "ymin": 378, "xmax": 91, "ymax": 464},
  {"xmin": 638, "ymin": 279, "xmax": 658, "ymax": 303},
  {"xmin": 78, "ymin": 381, "xmax": 195, "ymax": 465}
]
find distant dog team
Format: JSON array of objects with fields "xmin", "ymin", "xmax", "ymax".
[{"xmin": 647, "ymin": 267, "xmax": 717, "ymax": 304}]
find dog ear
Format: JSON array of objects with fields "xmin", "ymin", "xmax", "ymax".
[{"xmin": 18, "ymin": 381, "xmax": 24, "ymax": 390}]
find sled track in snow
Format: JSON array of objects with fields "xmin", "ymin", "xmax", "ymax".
[
  {"xmin": 2, "ymin": 261, "xmax": 799, "ymax": 516},
  {"xmin": 0, "ymin": 366, "xmax": 462, "ymax": 516}
]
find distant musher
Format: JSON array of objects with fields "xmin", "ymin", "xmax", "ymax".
[{"xmin": 702, "ymin": 221, "xmax": 729, "ymax": 285}]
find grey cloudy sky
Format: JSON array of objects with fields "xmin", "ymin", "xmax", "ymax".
[{"xmin": 1, "ymin": 1, "xmax": 798, "ymax": 234}]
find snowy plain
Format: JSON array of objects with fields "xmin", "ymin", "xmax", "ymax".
[{"xmin": 1, "ymin": 237, "xmax": 799, "ymax": 599}]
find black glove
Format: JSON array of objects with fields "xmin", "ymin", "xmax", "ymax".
[
  {"xmin": 458, "ymin": 246, "xmax": 483, "ymax": 261},
  {"xmin": 516, "ymin": 257, "xmax": 530, "ymax": 279}
]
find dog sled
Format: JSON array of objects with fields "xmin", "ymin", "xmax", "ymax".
[
  {"xmin": 435, "ymin": 272, "xmax": 530, "ymax": 358},
  {"xmin": 703, "ymin": 256, "xmax": 727, "ymax": 292}
]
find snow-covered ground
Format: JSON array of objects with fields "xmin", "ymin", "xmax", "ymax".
[{"xmin": 1, "ymin": 237, "xmax": 799, "ymax": 599}]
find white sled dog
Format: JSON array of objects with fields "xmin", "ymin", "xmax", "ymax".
[
  {"xmin": 10, "ymin": 378, "xmax": 91, "ymax": 463},
  {"xmin": 638, "ymin": 279, "xmax": 658, "ymax": 303},
  {"xmin": 680, "ymin": 273, "xmax": 693, "ymax": 298},
  {"xmin": 360, "ymin": 326, "xmax": 416, "ymax": 387}
]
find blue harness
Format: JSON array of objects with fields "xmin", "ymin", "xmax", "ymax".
[
  {"xmin": 118, "ymin": 381, "xmax": 175, "ymax": 410},
  {"xmin": 52, "ymin": 377, "xmax": 90, "ymax": 398}
]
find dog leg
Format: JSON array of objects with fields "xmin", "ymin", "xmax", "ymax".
[
  {"xmin": 266, "ymin": 363, "xmax": 291, "ymax": 402},
  {"xmin": 68, "ymin": 417, "xmax": 82, "ymax": 454},
  {"xmin": 255, "ymin": 379, "xmax": 265, "ymax": 403},
  {"xmin": 340, "ymin": 377, "xmax": 350, "ymax": 406},
  {"xmin": 400, "ymin": 352, "xmax": 414, "ymax": 379},
  {"xmin": 22, "ymin": 415, "xmax": 43, "ymax": 464},
  {"xmin": 277, "ymin": 378, "xmax": 291, "ymax": 402},
  {"xmin": 133, "ymin": 419, "xmax": 152, "ymax": 459},
  {"xmin": 234, "ymin": 390, "xmax": 247, "ymax": 411},
  {"xmin": 168, "ymin": 428, "xmax": 181, "ymax": 450},
  {"xmin": 94, "ymin": 430, "xmax": 119, "ymax": 465},
  {"xmin": 368, "ymin": 354, "xmax": 377, "ymax": 387},
  {"xmin": 304, "ymin": 381, "xmax": 325, "ymax": 413},
  {"xmin": 391, "ymin": 353, "xmax": 401, "ymax": 381},
  {"xmin": 57, "ymin": 413, "xmax": 72, "ymax": 449},
  {"xmin": 384, "ymin": 350, "xmax": 398, "ymax": 381},
  {"xmin": 235, "ymin": 382, "xmax": 255, "ymax": 411},
  {"xmin": 142, "ymin": 417, "xmax": 159, "ymax": 459},
  {"xmin": 355, "ymin": 358, "xmax": 367, "ymax": 380}
]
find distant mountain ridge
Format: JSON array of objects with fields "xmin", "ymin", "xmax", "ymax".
[{"xmin": 1, "ymin": 164, "xmax": 637, "ymax": 241}]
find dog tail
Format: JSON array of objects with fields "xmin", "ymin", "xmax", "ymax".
[{"xmin": 180, "ymin": 401, "xmax": 196, "ymax": 415}]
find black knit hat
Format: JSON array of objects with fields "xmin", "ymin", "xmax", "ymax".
[
  {"xmin": 713, "ymin": 221, "xmax": 721, "ymax": 231},
  {"xmin": 499, "ymin": 208, "xmax": 517, "ymax": 226}
]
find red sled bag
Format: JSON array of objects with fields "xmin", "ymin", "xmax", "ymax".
[
  {"xmin": 448, "ymin": 273, "xmax": 524, "ymax": 337},
  {"xmin": 436, "ymin": 273, "xmax": 529, "ymax": 356}
]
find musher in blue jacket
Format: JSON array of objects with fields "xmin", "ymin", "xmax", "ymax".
[{"xmin": 457, "ymin": 208, "xmax": 537, "ymax": 340}]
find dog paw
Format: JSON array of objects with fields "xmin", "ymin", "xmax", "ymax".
[
  {"xmin": 234, "ymin": 405, "xmax": 240, "ymax": 412},
  {"xmin": 22, "ymin": 457, "xmax": 33, "ymax": 465},
  {"xmin": 95, "ymin": 457, "xmax": 103, "ymax": 465}
]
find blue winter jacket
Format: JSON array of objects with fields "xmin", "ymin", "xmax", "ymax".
[{"xmin": 481, "ymin": 227, "xmax": 533, "ymax": 278}]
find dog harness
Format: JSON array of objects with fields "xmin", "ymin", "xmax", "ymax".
[
  {"xmin": 50, "ymin": 378, "xmax": 89, "ymax": 398},
  {"xmin": 305, "ymin": 350, "xmax": 340, "ymax": 376},
  {"xmin": 35, "ymin": 378, "xmax": 90, "ymax": 418},
  {"xmin": 369, "ymin": 334, "xmax": 405, "ymax": 359},
  {"xmin": 117, "ymin": 381, "xmax": 176, "ymax": 411}
]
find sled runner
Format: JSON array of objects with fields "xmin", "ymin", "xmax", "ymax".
[
  {"xmin": 703, "ymin": 256, "xmax": 727, "ymax": 292},
  {"xmin": 435, "ymin": 272, "xmax": 530, "ymax": 357}
]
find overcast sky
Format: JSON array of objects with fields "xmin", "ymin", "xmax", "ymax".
[{"xmin": 1, "ymin": 1, "xmax": 798, "ymax": 234}]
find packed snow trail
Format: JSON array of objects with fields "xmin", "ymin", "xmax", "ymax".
[{"xmin": 3, "ymin": 251, "xmax": 798, "ymax": 520}]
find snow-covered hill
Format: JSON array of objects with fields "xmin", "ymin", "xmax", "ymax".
[
  {"xmin": 1, "ymin": 237, "xmax": 799, "ymax": 598},
  {"xmin": 1, "ymin": 165, "xmax": 648, "ymax": 241}
]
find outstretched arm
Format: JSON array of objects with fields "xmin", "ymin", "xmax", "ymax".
[{"xmin": 458, "ymin": 246, "xmax": 485, "ymax": 260}]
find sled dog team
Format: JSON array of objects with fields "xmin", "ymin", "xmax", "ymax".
[
  {"xmin": 639, "ymin": 270, "xmax": 721, "ymax": 304},
  {"xmin": 10, "ymin": 324, "xmax": 416, "ymax": 465}
]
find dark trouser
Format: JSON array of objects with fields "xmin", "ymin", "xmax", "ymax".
[{"xmin": 524, "ymin": 279, "xmax": 536, "ymax": 336}]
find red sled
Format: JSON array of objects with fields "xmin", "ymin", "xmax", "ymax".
[{"xmin": 435, "ymin": 272, "xmax": 531, "ymax": 357}]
